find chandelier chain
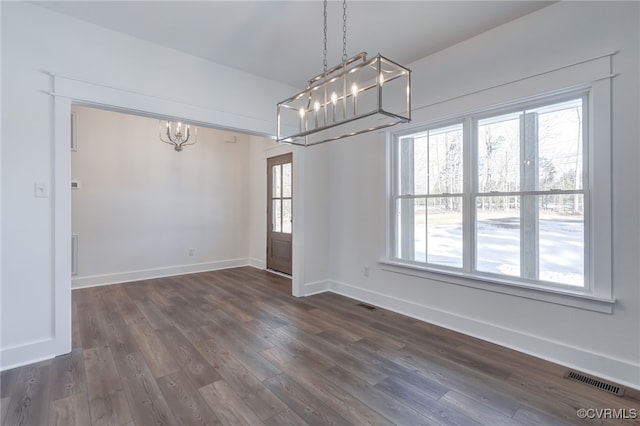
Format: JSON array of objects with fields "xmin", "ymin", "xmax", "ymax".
[
  {"xmin": 323, "ymin": 0, "xmax": 328, "ymax": 71},
  {"xmin": 342, "ymin": 0, "xmax": 348, "ymax": 62}
]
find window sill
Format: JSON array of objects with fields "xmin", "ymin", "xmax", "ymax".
[{"xmin": 379, "ymin": 260, "xmax": 615, "ymax": 314}]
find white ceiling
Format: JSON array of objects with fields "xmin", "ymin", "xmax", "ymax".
[{"xmin": 34, "ymin": 1, "xmax": 554, "ymax": 88}]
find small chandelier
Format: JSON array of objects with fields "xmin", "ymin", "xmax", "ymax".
[
  {"xmin": 159, "ymin": 120, "xmax": 197, "ymax": 152},
  {"xmin": 277, "ymin": 0, "xmax": 411, "ymax": 147}
]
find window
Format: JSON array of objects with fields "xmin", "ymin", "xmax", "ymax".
[{"xmin": 391, "ymin": 92, "xmax": 593, "ymax": 292}]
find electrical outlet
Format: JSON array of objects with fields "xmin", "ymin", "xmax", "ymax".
[
  {"xmin": 364, "ymin": 266, "xmax": 370, "ymax": 277},
  {"xmin": 188, "ymin": 248, "xmax": 195, "ymax": 256}
]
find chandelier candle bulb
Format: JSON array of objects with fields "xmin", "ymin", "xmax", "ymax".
[
  {"xmin": 351, "ymin": 83, "xmax": 358, "ymax": 116},
  {"xmin": 299, "ymin": 107, "xmax": 306, "ymax": 132},
  {"xmin": 314, "ymin": 101, "xmax": 320, "ymax": 128},
  {"xmin": 331, "ymin": 92, "xmax": 338, "ymax": 122}
]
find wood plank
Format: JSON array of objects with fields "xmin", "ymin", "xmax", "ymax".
[
  {"xmin": 241, "ymin": 385, "xmax": 289, "ymax": 421},
  {"xmin": 49, "ymin": 348, "xmax": 87, "ymax": 402},
  {"xmin": 77, "ymin": 295, "xmax": 108, "ymax": 350},
  {"xmin": 121, "ymin": 280, "xmax": 150, "ymax": 302},
  {"xmin": 156, "ymin": 326, "xmax": 221, "ymax": 388},
  {"xmin": 363, "ymin": 337, "xmax": 524, "ymax": 417},
  {"xmin": 199, "ymin": 380, "xmax": 265, "ymax": 426},
  {"xmin": 159, "ymin": 303, "xmax": 212, "ymax": 343},
  {"xmin": 264, "ymin": 408, "xmax": 309, "ymax": 426},
  {"xmin": 3, "ymin": 361, "xmax": 52, "ymax": 426},
  {"xmin": 49, "ymin": 392, "xmax": 91, "ymax": 426},
  {"xmin": 204, "ymin": 309, "xmax": 274, "ymax": 353},
  {"xmin": 322, "ymin": 365, "xmax": 433, "ymax": 425},
  {"xmin": 346, "ymin": 338, "xmax": 449, "ymax": 400},
  {"xmin": 71, "ymin": 299, "xmax": 82, "ymax": 349},
  {"xmin": 118, "ymin": 298, "xmax": 148, "ymax": 326},
  {"xmin": 247, "ymin": 300, "xmax": 291, "ymax": 329},
  {"xmin": 101, "ymin": 309, "xmax": 139, "ymax": 357},
  {"xmin": 261, "ymin": 346, "xmax": 393, "ymax": 425},
  {"xmin": 308, "ymin": 306, "xmax": 405, "ymax": 349},
  {"xmin": 1, "ymin": 367, "xmax": 19, "ymax": 399},
  {"xmin": 216, "ymin": 297, "xmax": 256, "ymax": 322},
  {"xmin": 192, "ymin": 338, "xmax": 287, "ymax": 420},
  {"xmin": 98, "ymin": 284, "xmax": 128, "ymax": 307},
  {"xmin": 117, "ymin": 351, "xmax": 178, "ymax": 426},
  {"xmin": 257, "ymin": 323, "xmax": 336, "ymax": 372},
  {"xmin": 200, "ymin": 323, "xmax": 281, "ymax": 381},
  {"xmin": 374, "ymin": 376, "xmax": 479, "ymax": 426},
  {"xmin": 272, "ymin": 303, "xmax": 325, "ymax": 334},
  {"xmin": 439, "ymin": 390, "xmax": 524, "ymax": 426},
  {"xmin": 157, "ymin": 372, "xmax": 221, "ymax": 426},
  {"xmin": 1, "ymin": 397, "xmax": 10, "ymax": 424},
  {"xmin": 135, "ymin": 300, "xmax": 174, "ymax": 330},
  {"xmin": 512, "ymin": 404, "xmax": 577, "ymax": 426},
  {"xmin": 274, "ymin": 325, "xmax": 387, "ymax": 385},
  {"xmin": 263, "ymin": 374, "xmax": 351, "ymax": 426},
  {"xmin": 83, "ymin": 346, "xmax": 133, "ymax": 426},
  {"xmin": 128, "ymin": 320, "xmax": 180, "ymax": 378}
]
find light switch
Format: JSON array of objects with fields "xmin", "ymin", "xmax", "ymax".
[{"xmin": 35, "ymin": 181, "xmax": 49, "ymax": 198}]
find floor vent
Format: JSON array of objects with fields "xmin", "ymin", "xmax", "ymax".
[
  {"xmin": 357, "ymin": 303, "xmax": 377, "ymax": 311},
  {"xmin": 565, "ymin": 370, "xmax": 624, "ymax": 396}
]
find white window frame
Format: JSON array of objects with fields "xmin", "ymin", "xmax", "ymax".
[{"xmin": 384, "ymin": 82, "xmax": 614, "ymax": 313}]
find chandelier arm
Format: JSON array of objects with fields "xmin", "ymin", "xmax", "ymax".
[
  {"xmin": 180, "ymin": 128, "xmax": 197, "ymax": 146},
  {"xmin": 159, "ymin": 121, "xmax": 173, "ymax": 143}
]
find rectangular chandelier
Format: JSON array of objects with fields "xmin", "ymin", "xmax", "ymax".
[{"xmin": 277, "ymin": 52, "xmax": 411, "ymax": 147}]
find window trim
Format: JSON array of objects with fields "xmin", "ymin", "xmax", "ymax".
[
  {"xmin": 385, "ymin": 82, "xmax": 614, "ymax": 313},
  {"xmin": 378, "ymin": 259, "xmax": 614, "ymax": 313}
]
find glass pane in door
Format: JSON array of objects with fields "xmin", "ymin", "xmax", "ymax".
[
  {"xmin": 273, "ymin": 165, "xmax": 281, "ymax": 198},
  {"xmin": 273, "ymin": 199, "xmax": 282, "ymax": 232},
  {"xmin": 282, "ymin": 199, "xmax": 292, "ymax": 233},
  {"xmin": 282, "ymin": 163, "xmax": 292, "ymax": 197}
]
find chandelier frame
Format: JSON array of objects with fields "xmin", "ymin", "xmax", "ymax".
[{"xmin": 277, "ymin": 52, "xmax": 411, "ymax": 146}]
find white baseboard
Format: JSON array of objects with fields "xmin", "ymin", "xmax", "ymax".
[
  {"xmin": 72, "ymin": 258, "xmax": 251, "ymax": 289},
  {"xmin": 248, "ymin": 258, "xmax": 266, "ymax": 270},
  {"xmin": 301, "ymin": 280, "xmax": 330, "ymax": 296},
  {"xmin": 1, "ymin": 337, "xmax": 60, "ymax": 371},
  {"xmin": 327, "ymin": 279, "xmax": 640, "ymax": 391}
]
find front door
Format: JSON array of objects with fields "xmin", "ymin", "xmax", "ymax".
[{"xmin": 267, "ymin": 153, "xmax": 293, "ymax": 275}]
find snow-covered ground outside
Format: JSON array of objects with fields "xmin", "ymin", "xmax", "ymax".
[{"xmin": 410, "ymin": 214, "xmax": 584, "ymax": 286}]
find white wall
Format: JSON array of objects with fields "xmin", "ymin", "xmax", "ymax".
[
  {"xmin": 326, "ymin": 1, "xmax": 640, "ymax": 389},
  {"xmin": 0, "ymin": 2, "xmax": 297, "ymax": 369},
  {"xmin": 71, "ymin": 106, "xmax": 250, "ymax": 287}
]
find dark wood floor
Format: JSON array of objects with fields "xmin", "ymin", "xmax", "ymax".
[{"xmin": 2, "ymin": 267, "xmax": 638, "ymax": 425}]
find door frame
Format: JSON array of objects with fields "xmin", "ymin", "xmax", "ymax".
[{"xmin": 266, "ymin": 153, "xmax": 293, "ymax": 275}]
